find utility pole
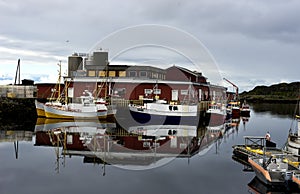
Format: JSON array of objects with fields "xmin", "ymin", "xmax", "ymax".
[{"xmin": 14, "ymin": 59, "xmax": 21, "ymax": 85}]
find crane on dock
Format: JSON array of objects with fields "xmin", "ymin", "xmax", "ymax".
[{"xmin": 223, "ymin": 78, "xmax": 239, "ymax": 100}]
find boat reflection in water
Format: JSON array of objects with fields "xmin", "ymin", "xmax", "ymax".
[
  {"xmin": 247, "ymin": 176, "xmax": 300, "ymax": 194},
  {"xmin": 34, "ymin": 118, "xmax": 227, "ymax": 173}
]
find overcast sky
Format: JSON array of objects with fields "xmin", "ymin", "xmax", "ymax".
[{"xmin": 0, "ymin": 0, "xmax": 299, "ymax": 92}]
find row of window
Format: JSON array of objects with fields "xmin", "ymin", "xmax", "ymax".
[
  {"xmin": 112, "ymin": 88, "xmax": 195, "ymax": 97},
  {"xmin": 88, "ymin": 70, "xmax": 126, "ymax": 77},
  {"xmin": 87, "ymin": 70, "xmax": 165, "ymax": 79},
  {"xmin": 144, "ymin": 89, "xmax": 192, "ymax": 95}
]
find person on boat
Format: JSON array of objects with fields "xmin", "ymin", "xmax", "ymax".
[{"xmin": 265, "ymin": 131, "xmax": 271, "ymax": 141}]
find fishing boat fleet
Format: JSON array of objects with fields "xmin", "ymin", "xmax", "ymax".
[
  {"xmin": 36, "ymin": 92, "xmax": 249, "ymax": 128},
  {"xmin": 36, "ymin": 86, "xmax": 249, "ymax": 125}
]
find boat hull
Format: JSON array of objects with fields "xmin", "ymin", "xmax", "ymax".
[
  {"xmin": 129, "ymin": 109, "xmax": 199, "ymax": 125},
  {"xmin": 248, "ymin": 157, "xmax": 289, "ymax": 185},
  {"xmin": 44, "ymin": 105, "xmax": 113, "ymax": 119},
  {"xmin": 35, "ymin": 100, "xmax": 45, "ymax": 117}
]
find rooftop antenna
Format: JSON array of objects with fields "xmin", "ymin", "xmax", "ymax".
[{"xmin": 14, "ymin": 59, "xmax": 21, "ymax": 85}]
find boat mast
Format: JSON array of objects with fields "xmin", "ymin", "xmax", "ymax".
[
  {"xmin": 57, "ymin": 61, "xmax": 62, "ymax": 101},
  {"xmin": 105, "ymin": 60, "xmax": 109, "ymax": 99},
  {"xmin": 49, "ymin": 61, "xmax": 62, "ymax": 101}
]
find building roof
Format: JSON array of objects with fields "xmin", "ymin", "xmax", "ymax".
[{"xmin": 166, "ymin": 65, "xmax": 207, "ymax": 79}]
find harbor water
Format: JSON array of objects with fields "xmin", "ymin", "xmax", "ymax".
[{"xmin": 0, "ymin": 103, "xmax": 298, "ymax": 194}]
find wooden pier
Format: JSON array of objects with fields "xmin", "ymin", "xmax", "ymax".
[{"xmin": 232, "ymin": 136, "xmax": 296, "ymax": 166}]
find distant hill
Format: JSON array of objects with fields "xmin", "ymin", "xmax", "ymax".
[{"xmin": 239, "ymin": 82, "xmax": 300, "ymax": 103}]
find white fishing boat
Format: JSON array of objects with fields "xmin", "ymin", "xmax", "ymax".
[
  {"xmin": 43, "ymin": 90, "xmax": 116, "ymax": 119},
  {"xmin": 129, "ymin": 100, "xmax": 198, "ymax": 124},
  {"xmin": 129, "ymin": 83, "xmax": 198, "ymax": 124}
]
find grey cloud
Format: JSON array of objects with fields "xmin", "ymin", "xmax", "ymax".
[{"xmin": 0, "ymin": 0, "xmax": 299, "ymax": 91}]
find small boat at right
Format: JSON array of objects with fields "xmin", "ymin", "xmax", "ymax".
[{"xmin": 248, "ymin": 154, "xmax": 295, "ymax": 185}]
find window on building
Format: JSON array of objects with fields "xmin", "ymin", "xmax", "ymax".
[
  {"xmin": 140, "ymin": 71, "xmax": 147, "ymax": 77},
  {"xmin": 109, "ymin": 71, "xmax": 116, "ymax": 77},
  {"xmin": 199, "ymin": 89, "xmax": 202, "ymax": 101},
  {"xmin": 144, "ymin": 89, "xmax": 152, "ymax": 94},
  {"xmin": 172, "ymin": 90, "xmax": 178, "ymax": 101},
  {"xmin": 129, "ymin": 71, "xmax": 137, "ymax": 77},
  {"xmin": 152, "ymin": 73, "xmax": 158, "ymax": 79},
  {"xmin": 153, "ymin": 89, "xmax": 161, "ymax": 94},
  {"xmin": 119, "ymin": 71, "xmax": 126, "ymax": 77},
  {"xmin": 88, "ymin": 70, "xmax": 96, "ymax": 77},
  {"xmin": 98, "ymin": 71, "xmax": 106, "ymax": 77},
  {"xmin": 143, "ymin": 142, "xmax": 150, "ymax": 148}
]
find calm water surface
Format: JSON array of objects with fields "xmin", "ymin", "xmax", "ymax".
[{"xmin": 0, "ymin": 103, "xmax": 298, "ymax": 194}]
